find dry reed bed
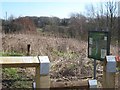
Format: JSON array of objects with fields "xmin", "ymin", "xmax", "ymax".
[{"xmin": 1, "ymin": 34, "xmax": 118, "ymax": 84}]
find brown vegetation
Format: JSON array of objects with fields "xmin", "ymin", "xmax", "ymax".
[
  {"xmin": 1, "ymin": 32, "xmax": 118, "ymax": 88},
  {"xmin": 14, "ymin": 17, "xmax": 37, "ymax": 34}
]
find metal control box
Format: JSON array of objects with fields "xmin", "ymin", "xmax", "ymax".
[
  {"xmin": 38, "ymin": 56, "xmax": 50, "ymax": 75},
  {"xmin": 106, "ymin": 56, "xmax": 116, "ymax": 72}
]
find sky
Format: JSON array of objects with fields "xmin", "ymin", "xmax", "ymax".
[
  {"xmin": 1, "ymin": 2, "xmax": 88, "ymax": 19},
  {"xmin": 0, "ymin": 0, "xmax": 119, "ymax": 19}
]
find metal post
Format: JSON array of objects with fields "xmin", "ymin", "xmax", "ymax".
[{"xmin": 93, "ymin": 59, "xmax": 96, "ymax": 79}]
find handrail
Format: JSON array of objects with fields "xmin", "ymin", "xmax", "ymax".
[
  {"xmin": 0, "ymin": 56, "xmax": 97, "ymax": 89},
  {"xmin": 0, "ymin": 56, "xmax": 39, "ymax": 68},
  {"xmin": 0, "ymin": 56, "xmax": 50, "ymax": 89}
]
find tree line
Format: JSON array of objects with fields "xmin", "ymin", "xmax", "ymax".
[{"xmin": 2, "ymin": 1, "xmax": 119, "ymax": 41}]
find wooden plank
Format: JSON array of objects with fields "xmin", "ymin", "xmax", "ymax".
[
  {"xmin": 0, "ymin": 56, "xmax": 39, "ymax": 68},
  {"xmin": 0, "ymin": 56, "xmax": 51, "ymax": 89},
  {"xmin": 35, "ymin": 65, "xmax": 50, "ymax": 89},
  {"xmin": 40, "ymin": 75, "xmax": 50, "ymax": 88},
  {"xmin": 102, "ymin": 61, "xmax": 106, "ymax": 88},
  {"xmin": 27, "ymin": 44, "xmax": 31, "ymax": 56},
  {"xmin": 118, "ymin": 68, "xmax": 120, "ymax": 88},
  {"xmin": 116, "ymin": 57, "xmax": 120, "ymax": 88},
  {"xmin": 102, "ymin": 58, "xmax": 115, "ymax": 88},
  {"xmin": 35, "ymin": 65, "xmax": 40, "ymax": 88},
  {"xmin": 0, "ymin": 33, "xmax": 2, "ymax": 53},
  {"xmin": 106, "ymin": 72, "xmax": 115, "ymax": 88},
  {"xmin": 117, "ymin": 62, "xmax": 120, "ymax": 88},
  {"xmin": 50, "ymin": 80, "xmax": 89, "ymax": 89}
]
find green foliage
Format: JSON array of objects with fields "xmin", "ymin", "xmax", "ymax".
[
  {"xmin": 2, "ymin": 68, "xmax": 32, "ymax": 88},
  {"xmin": 11, "ymin": 81, "xmax": 32, "ymax": 88},
  {"xmin": 2, "ymin": 52, "xmax": 24, "ymax": 56},
  {"xmin": 2, "ymin": 20, "xmax": 23, "ymax": 34},
  {"xmin": 2, "ymin": 52, "xmax": 32, "ymax": 88},
  {"xmin": 3, "ymin": 68, "xmax": 19, "ymax": 79}
]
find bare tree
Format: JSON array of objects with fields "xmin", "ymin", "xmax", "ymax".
[
  {"xmin": 69, "ymin": 13, "xmax": 87, "ymax": 39},
  {"xmin": 105, "ymin": 1, "xmax": 117, "ymax": 30}
]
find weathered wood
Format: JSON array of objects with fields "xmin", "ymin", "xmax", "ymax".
[
  {"xmin": 35, "ymin": 65, "xmax": 40, "ymax": 88},
  {"xmin": 116, "ymin": 59, "xmax": 120, "ymax": 88},
  {"xmin": 115, "ymin": 56, "xmax": 120, "ymax": 88},
  {"xmin": 0, "ymin": 56, "xmax": 90, "ymax": 89},
  {"xmin": 0, "ymin": 56, "xmax": 51, "ymax": 89},
  {"xmin": 102, "ymin": 57, "xmax": 115, "ymax": 88},
  {"xmin": 102, "ymin": 61, "xmax": 107, "ymax": 88},
  {"xmin": 50, "ymin": 80, "xmax": 89, "ymax": 89},
  {"xmin": 118, "ymin": 69, "xmax": 120, "ymax": 89},
  {"xmin": 0, "ymin": 56, "xmax": 39, "ymax": 68},
  {"xmin": 27, "ymin": 44, "xmax": 31, "ymax": 56},
  {"xmin": 40, "ymin": 75, "xmax": 50, "ymax": 88},
  {"xmin": 106, "ymin": 72, "xmax": 115, "ymax": 88},
  {"xmin": 35, "ymin": 64, "xmax": 50, "ymax": 89}
]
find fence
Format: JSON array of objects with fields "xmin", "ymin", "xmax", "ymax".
[
  {"xmin": 0, "ymin": 56, "xmax": 50, "ymax": 88},
  {"xmin": 103, "ymin": 55, "xmax": 120, "ymax": 88},
  {"xmin": 0, "ymin": 56, "xmax": 97, "ymax": 89}
]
